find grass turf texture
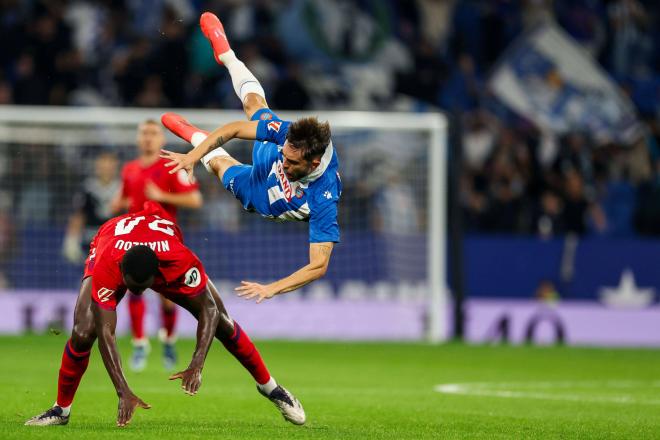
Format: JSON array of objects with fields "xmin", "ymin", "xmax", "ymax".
[{"xmin": 1, "ymin": 336, "xmax": 659, "ymax": 439}]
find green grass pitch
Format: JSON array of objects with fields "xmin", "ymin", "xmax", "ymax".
[{"xmin": 1, "ymin": 335, "xmax": 659, "ymax": 439}]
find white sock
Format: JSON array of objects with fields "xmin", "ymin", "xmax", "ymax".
[
  {"xmin": 55, "ymin": 402, "xmax": 71, "ymax": 416},
  {"xmin": 132, "ymin": 338, "xmax": 150, "ymax": 348},
  {"xmin": 257, "ymin": 376, "xmax": 278, "ymax": 395},
  {"xmin": 201, "ymin": 148, "xmax": 230, "ymax": 173},
  {"xmin": 219, "ymin": 50, "xmax": 265, "ymax": 103},
  {"xmin": 191, "ymin": 131, "xmax": 208, "ymax": 148},
  {"xmin": 190, "ymin": 131, "xmax": 229, "ymax": 173}
]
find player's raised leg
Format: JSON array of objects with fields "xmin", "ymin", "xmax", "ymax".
[
  {"xmin": 161, "ymin": 112, "xmax": 241, "ymax": 181},
  {"xmin": 206, "ymin": 281, "xmax": 306, "ymax": 425},
  {"xmin": 200, "ymin": 11, "xmax": 269, "ymax": 120},
  {"xmin": 26, "ymin": 278, "xmax": 97, "ymax": 426}
]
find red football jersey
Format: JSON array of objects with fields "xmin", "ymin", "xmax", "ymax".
[
  {"xmin": 120, "ymin": 157, "xmax": 199, "ymax": 220},
  {"xmin": 84, "ymin": 201, "xmax": 208, "ymax": 310}
]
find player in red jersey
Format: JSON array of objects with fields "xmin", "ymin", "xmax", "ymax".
[
  {"xmin": 111, "ymin": 119, "xmax": 203, "ymax": 372},
  {"xmin": 25, "ymin": 201, "xmax": 305, "ymax": 427}
]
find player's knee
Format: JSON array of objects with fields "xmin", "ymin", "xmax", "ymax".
[
  {"xmin": 243, "ymin": 94, "xmax": 268, "ymax": 119},
  {"xmin": 215, "ymin": 313, "xmax": 235, "ymax": 340},
  {"xmin": 209, "ymin": 156, "xmax": 240, "ymax": 180},
  {"xmin": 208, "ymin": 157, "xmax": 223, "ymax": 176},
  {"xmin": 70, "ymin": 324, "xmax": 95, "ymax": 351}
]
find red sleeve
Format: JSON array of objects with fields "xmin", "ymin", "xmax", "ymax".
[
  {"xmin": 90, "ymin": 259, "xmax": 124, "ymax": 310},
  {"xmin": 157, "ymin": 247, "xmax": 208, "ymax": 297},
  {"xmin": 83, "ymin": 233, "xmax": 100, "ymax": 279},
  {"xmin": 170, "ymin": 169, "xmax": 200, "ymax": 193}
]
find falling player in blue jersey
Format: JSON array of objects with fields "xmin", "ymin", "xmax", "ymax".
[{"xmin": 161, "ymin": 12, "xmax": 340, "ymax": 304}]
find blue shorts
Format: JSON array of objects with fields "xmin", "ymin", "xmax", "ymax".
[
  {"xmin": 221, "ymin": 164, "xmax": 253, "ymax": 210},
  {"xmin": 221, "ymin": 107, "xmax": 282, "ymax": 210}
]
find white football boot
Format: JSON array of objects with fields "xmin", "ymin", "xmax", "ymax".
[{"xmin": 258, "ymin": 384, "xmax": 306, "ymax": 425}]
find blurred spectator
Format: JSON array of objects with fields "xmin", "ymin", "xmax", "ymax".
[
  {"xmin": 463, "ymin": 110, "xmax": 499, "ymax": 170},
  {"xmin": 562, "ymin": 169, "xmax": 607, "ymax": 234},
  {"xmin": 607, "ymin": 0, "xmax": 652, "ymax": 77},
  {"xmin": 535, "ymin": 190, "xmax": 565, "ymax": 238},
  {"xmin": 272, "ymin": 61, "xmax": 311, "ymax": 110},
  {"xmin": 62, "ymin": 152, "xmax": 120, "ymax": 265},
  {"xmin": 439, "ymin": 53, "xmax": 481, "ymax": 112}
]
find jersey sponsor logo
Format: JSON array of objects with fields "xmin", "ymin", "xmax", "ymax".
[
  {"xmin": 97, "ymin": 287, "xmax": 115, "ymax": 303},
  {"xmin": 184, "ymin": 267, "xmax": 202, "ymax": 288},
  {"xmin": 267, "ymin": 121, "xmax": 282, "ymax": 132},
  {"xmin": 275, "ymin": 161, "xmax": 293, "ymax": 201}
]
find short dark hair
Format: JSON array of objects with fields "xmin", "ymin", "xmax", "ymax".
[
  {"xmin": 120, "ymin": 245, "xmax": 159, "ymax": 284},
  {"xmin": 286, "ymin": 117, "xmax": 331, "ymax": 161}
]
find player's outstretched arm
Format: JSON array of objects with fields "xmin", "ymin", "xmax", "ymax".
[
  {"xmin": 92, "ymin": 302, "xmax": 151, "ymax": 426},
  {"xmin": 161, "ymin": 120, "xmax": 258, "ymax": 177},
  {"xmin": 236, "ymin": 242, "xmax": 334, "ymax": 303},
  {"xmin": 168, "ymin": 285, "xmax": 220, "ymax": 395}
]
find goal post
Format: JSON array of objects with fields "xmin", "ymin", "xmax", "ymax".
[{"xmin": 0, "ymin": 105, "xmax": 448, "ymax": 342}]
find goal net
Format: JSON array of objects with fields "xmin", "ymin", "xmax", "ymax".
[{"xmin": 0, "ymin": 106, "xmax": 447, "ymax": 342}]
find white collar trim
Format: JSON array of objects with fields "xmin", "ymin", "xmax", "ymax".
[{"xmin": 298, "ymin": 141, "xmax": 334, "ymax": 184}]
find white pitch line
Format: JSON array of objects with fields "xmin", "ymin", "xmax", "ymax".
[
  {"xmin": 438, "ymin": 380, "xmax": 660, "ymax": 390},
  {"xmin": 434, "ymin": 382, "xmax": 660, "ymax": 406}
]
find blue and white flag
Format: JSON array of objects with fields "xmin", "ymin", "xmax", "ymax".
[{"xmin": 489, "ymin": 23, "xmax": 643, "ymax": 144}]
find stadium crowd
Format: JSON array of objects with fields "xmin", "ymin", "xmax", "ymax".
[{"xmin": 1, "ymin": 0, "xmax": 660, "ymax": 239}]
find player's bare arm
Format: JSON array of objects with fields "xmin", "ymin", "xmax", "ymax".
[
  {"xmin": 144, "ymin": 181, "xmax": 203, "ymax": 209},
  {"xmin": 167, "ymin": 285, "xmax": 221, "ymax": 395},
  {"xmin": 160, "ymin": 120, "xmax": 258, "ymax": 177},
  {"xmin": 92, "ymin": 302, "xmax": 150, "ymax": 427},
  {"xmin": 109, "ymin": 190, "xmax": 129, "ymax": 215},
  {"xmin": 236, "ymin": 242, "xmax": 334, "ymax": 303}
]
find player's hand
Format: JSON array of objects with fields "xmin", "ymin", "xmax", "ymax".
[
  {"xmin": 235, "ymin": 281, "xmax": 276, "ymax": 304},
  {"xmin": 117, "ymin": 392, "xmax": 151, "ymax": 427},
  {"xmin": 144, "ymin": 180, "xmax": 164, "ymax": 202},
  {"xmin": 161, "ymin": 149, "xmax": 195, "ymax": 183},
  {"xmin": 169, "ymin": 366, "xmax": 202, "ymax": 395}
]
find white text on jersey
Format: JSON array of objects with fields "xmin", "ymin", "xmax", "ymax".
[{"xmin": 114, "ymin": 239, "xmax": 171, "ymax": 252}]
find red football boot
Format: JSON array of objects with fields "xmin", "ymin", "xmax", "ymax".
[
  {"xmin": 161, "ymin": 113, "xmax": 208, "ymax": 144},
  {"xmin": 200, "ymin": 12, "xmax": 231, "ymax": 64}
]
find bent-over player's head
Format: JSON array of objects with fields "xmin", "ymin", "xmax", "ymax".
[
  {"xmin": 283, "ymin": 117, "xmax": 331, "ymax": 181},
  {"xmin": 120, "ymin": 245, "xmax": 159, "ymax": 294},
  {"xmin": 136, "ymin": 119, "xmax": 166, "ymax": 158}
]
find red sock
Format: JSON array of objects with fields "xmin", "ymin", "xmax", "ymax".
[
  {"xmin": 221, "ymin": 321, "xmax": 271, "ymax": 384},
  {"xmin": 56, "ymin": 339, "xmax": 90, "ymax": 407},
  {"xmin": 161, "ymin": 306, "xmax": 177, "ymax": 339},
  {"xmin": 128, "ymin": 294, "xmax": 146, "ymax": 340}
]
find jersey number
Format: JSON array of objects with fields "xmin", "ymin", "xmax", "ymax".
[{"xmin": 114, "ymin": 216, "xmax": 175, "ymax": 237}]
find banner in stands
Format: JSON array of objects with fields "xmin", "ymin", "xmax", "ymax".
[{"xmin": 489, "ymin": 23, "xmax": 643, "ymax": 144}]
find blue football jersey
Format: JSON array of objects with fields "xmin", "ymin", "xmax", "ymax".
[{"xmin": 221, "ymin": 110, "xmax": 341, "ymax": 243}]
